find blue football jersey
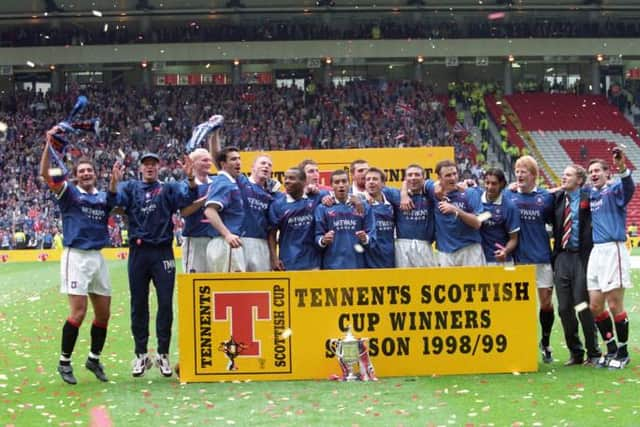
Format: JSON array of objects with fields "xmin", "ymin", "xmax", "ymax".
[
  {"xmin": 477, "ymin": 190, "xmax": 520, "ymax": 263},
  {"xmin": 268, "ymin": 192, "xmax": 325, "ymax": 270},
  {"xmin": 204, "ymin": 171, "xmax": 245, "ymax": 237},
  {"xmin": 383, "ymin": 186, "xmax": 435, "ymax": 242},
  {"xmin": 365, "ymin": 198, "xmax": 396, "ymax": 268},
  {"xmin": 590, "ymin": 173, "xmax": 635, "ymax": 243},
  {"xmin": 431, "ymin": 186, "xmax": 483, "ymax": 253},
  {"xmin": 182, "ymin": 177, "xmax": 215, "ymax": 238},
  {"xmin": 114, "ymin": 179, "xmax": 196, "ymax": 246},
  {"xmin": 506, "ymin": 188, "xmax": 553, "ymax": 264},
  {"xmin": 238, "ymin": 175, "xmax": 273, "ymax": 240},
  {"xmin": 315, "ymin": 200, "xmax": 376, "ymax": 270},
  {"xmin": 55, "ymin": 181, "xmax": 113, "ymax": 250}
]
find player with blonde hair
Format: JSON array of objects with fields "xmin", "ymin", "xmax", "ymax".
[{"xmin": 507, "ymin": 155, "xmax": 555, "ymax": 363}]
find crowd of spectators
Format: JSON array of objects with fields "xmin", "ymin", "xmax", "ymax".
[
  {"xmin": 0, "ymin": 79, "xmax": 468, "ymax": 249},
  {"xmin": 1, "ymin": 18, "xmax": 639, "ymax": 48},
  {"xmin": 607, "ymin": 80, "xmax": 640, "ymax": 117}
]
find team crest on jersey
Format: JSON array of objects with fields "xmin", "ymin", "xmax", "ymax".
[
  {"xmin": 535, "ymin": 196, "xmax": 544, "ymax": 206},
  {"xmin": 495, "ymin": 207, "xmax": 502, "ymax": 215},
  {"xmin": 0, "ymin": 254, "xmax": 8, "ymax": 263},
  {"xmin": 37, "ymin": 252, "xmax": 49, "ymax": 262},
  {"xmin": 116, "ymin": 251, "xmax": 128, "ymax": 260},
  {"xmin": 145, "ymin": 187, "xmax": 163, "ymax": 200}
]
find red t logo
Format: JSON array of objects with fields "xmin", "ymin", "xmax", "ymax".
[{"xmin": 214, "ymin": 292, "xmax": 270, "ymax": 356}]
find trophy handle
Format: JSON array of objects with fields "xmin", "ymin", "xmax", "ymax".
[
  {"xmin": 357, "ymin": 339, "xmax": 377, "ymax": 381},
  {"xmin": 328, "ymin": 339, "xmax": 341, "ymax": 357}
]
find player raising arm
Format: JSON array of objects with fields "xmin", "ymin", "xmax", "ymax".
[
  {"xmin": 41, "ymin": 126, "xmax": 121, "ymax": 385},
  {"xmin": 180, "ymin": 146, "xmax": 215, "ymax": 273},
  {"xmin": 586, "ymin": 148, "xmax": 635, "ymax": 369},
  {"xmin": 111, "ymin": 151, "xmax": 197, "ymax": 378}
]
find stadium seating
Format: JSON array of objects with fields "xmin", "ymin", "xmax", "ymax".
[
  {"xmin": 559, "ymin": 138, "xmax": 634, "ymax": 170},
  {"xmin": 506, "ymin": 93, "xmax": 640, "ymax": 226},
  {"xmin": 506, "ymin": 93, "xmax": 639, "ymax": 138}
]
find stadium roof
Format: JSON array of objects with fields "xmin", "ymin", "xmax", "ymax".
[{"xmin": 1, "ymin": 0, "xmax": 639, "ymax": 18}]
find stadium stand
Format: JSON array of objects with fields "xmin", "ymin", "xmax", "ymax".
[
  {"xmin": 504, "ymin": 93, "xmax": 640, "ymax": 226},
  {"xmin": 484, "ymin": 94, "xmax": 527, "ymax": 153},
  {"xmin": 0, "ymin": 81, "xmax": 466, "ymax": 248},
  {"xmin": 2, "ymin": 1, "xmax": 640, "ymax": 248},
  {"xmin": 2, "ymin": 18, "xmax": 640, "ymax": 48}
]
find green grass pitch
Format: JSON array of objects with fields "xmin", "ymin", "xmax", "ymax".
[{"xmin": 1, "ymin": 261, "xmax": 639, "ymax": 426}]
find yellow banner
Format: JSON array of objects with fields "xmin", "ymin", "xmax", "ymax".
[
  {"xmin": 177, "ymin": 265, "xmax": 537, "ymax": 382},
  {"xmin": 0, "ymin": 247, "xmax": 182, "ymax": 263},
  {"xmin": 231, "ymin": 147, "xmax": 454, "ymax": 188}
]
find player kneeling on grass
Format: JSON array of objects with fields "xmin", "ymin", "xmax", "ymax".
[{"xmin": 40, "ymin": 126, "xmax": 122, "ymax": 385}]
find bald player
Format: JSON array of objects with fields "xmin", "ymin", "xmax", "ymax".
[
  {"xmin": 238, "ymin": 154, "xmax": 278, "ymax": 271},
  {"xmin": 180, "ymin": 147, "xmax": 215, "ymax": 273}
]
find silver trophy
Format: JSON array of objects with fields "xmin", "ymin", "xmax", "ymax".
[{"xmin": 329, "ymin": 327, "xmax": 377, "ymax": 381}]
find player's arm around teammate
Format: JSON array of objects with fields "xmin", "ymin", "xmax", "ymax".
[
  {"xmin": 203, "ymin": 146, "xmax": 246, "ymax": 272},
  {"xmin": 179, "ymin": 147, "xmax": 215, "ymax": 273},
  {"xmin": 508, "ymin": 155, "xmax": 556, "ymax": 363}
]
